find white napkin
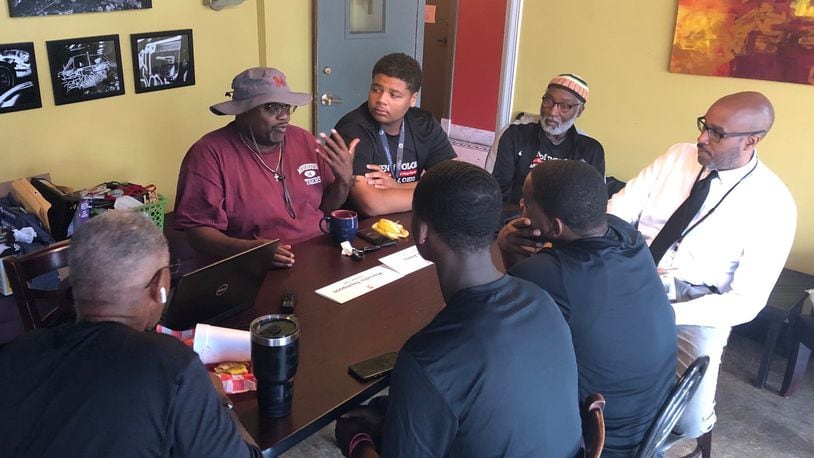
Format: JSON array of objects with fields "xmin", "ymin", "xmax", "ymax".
[
  {"xmin": 13, "ymin": 227, "xmax": 36, "ymax": 244},
  {"xmin": 113, "ymin": 195, "xmax": 145, "ymax": 210}
]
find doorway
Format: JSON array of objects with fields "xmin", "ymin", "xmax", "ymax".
[
  {"xmin": 421, "ymin": 0, "xmax": 457, "ymax": 121},
  {"xmin": 313, "ymin": 0, "xmax": 424, "ymax": 135}
]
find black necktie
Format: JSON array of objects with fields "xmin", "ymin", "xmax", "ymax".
[{"xmin": 649, "ymin": 170, "xmax": 718, "ymax": 264}]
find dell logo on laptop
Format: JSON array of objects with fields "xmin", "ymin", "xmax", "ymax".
[{"xmin": 216, "ymin": 283, "xmax": 229, "ymax": 296}]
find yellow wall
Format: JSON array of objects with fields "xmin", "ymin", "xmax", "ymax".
[
  {"xmin": 514, "ymin": 0, "xmax": 814, "ymax": 274},
  {"xmin": 0, "ymin": 1, "xmax": 262, "ymax": 209},
  {"xmin": 6, "ymin": 1, "xmax": 808, "ymax": 272},
  {"xmin": 260, "ymin": 1, "xmax": 313, "ymax": 130}
]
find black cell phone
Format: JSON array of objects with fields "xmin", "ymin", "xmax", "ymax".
[
  {"xmin": 357, "ymin": 228, "xmax": 396, "ymax": 247},
  {"xmin": 280, "ymin": 290, "xmax": 296, "ymax": 315},
  {"xmin": 348, "ymin": 351, "xmax": 399, "ymax": 383}
]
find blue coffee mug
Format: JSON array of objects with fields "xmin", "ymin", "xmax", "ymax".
[{"xmin": 320, "ymin": 209, "xmax": 358, "ymax": 244}]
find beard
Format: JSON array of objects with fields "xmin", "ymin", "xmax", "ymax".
[
  {"xmin": 541, "ymin": 115, "xmax": 577, "ymax": 137},
  {"xmin": 696, "ymin": 142, "xmax": 742, "ymax": 170}
]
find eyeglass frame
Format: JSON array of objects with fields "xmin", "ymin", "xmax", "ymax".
[
  {"xmin": 263, "ymin": 103, "xmax": 296, "ymax": 116},
  {"xmin": 696, "ymin": 116, "xmax": 765, "ymax": 143},
  {"xmin": 143, "ymin": 261, "xmax": 181, "ymax": 289},
  {"xmin": 541, "ymin": 94, "xmax": 582, "ymax": 114}
]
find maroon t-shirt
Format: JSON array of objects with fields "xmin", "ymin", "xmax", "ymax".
[{"xmin": 174, "ymin": 122, "xmax": 334, "ymax": 249}]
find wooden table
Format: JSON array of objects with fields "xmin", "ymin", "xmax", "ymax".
[{"xmin": 220, "ymin": 212, "xmax": 444, "ymax": 457}]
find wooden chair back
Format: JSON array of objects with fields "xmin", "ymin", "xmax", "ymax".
[
  {"xmin": 2, "ymin": 240, "xmax": 71, "ymax": 331},
  {"xmin": 582, "ymin": 393, "xmax": 606, "ymax": 458}
]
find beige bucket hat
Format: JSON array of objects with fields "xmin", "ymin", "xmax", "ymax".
[{"xmin": 210, "ymin": 67, "xmax": 312, "ymax": 115}]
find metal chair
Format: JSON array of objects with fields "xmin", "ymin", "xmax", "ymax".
[
  {"xmin": 780, "ymin": 313, "xmax": 814, "ymax": 397},
  {"xmin": 683, "ymin": 430, "xmax": 712, "ymax": 458},
  {"xmin": 484, "ymin": 112, "xmax": 541, "ymax": 173},
  {"xmin": 2, "ymin": 240, "xmax": 72, "ymax": 331},
  {"xmin": 581, "ymin": 393, "xmax": 606, "ymax": 458},
  {"xmin": 634, "ymin": 355, "xmax": 710, "ymax": 458}
]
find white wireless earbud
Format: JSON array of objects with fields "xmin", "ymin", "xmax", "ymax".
[{"xmin": 159, "ymin": 287, "xmax": 168, "ymax": 304}]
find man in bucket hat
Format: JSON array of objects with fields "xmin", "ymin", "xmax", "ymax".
[
  {"xmin": 490, "ymin": 73, "xmax": 605, "ymax": 205},
  {"xmin": 175, "ymin": 67, "xmax": 356, "ymax": 267}
]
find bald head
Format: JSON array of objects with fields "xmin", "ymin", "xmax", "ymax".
[
  {"xmin": 710, "ymin": 91, "xmax": 774, "ymax": 137},
  {"xmin": 697, "ymin": 91, "xmax": 775, "ymax": 170},
  {"xmin": 69, "ymin": 211, "xmax": 168, "ymax": 322}
]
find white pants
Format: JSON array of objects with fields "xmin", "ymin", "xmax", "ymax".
[{"xmin": 672, "ymin": 325, "xmax": 730, "ymax": 439}]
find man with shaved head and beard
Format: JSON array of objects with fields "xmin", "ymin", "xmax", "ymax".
[{"xmin": 608, "ymin": 91, "xmax": 797, "ymax": 448}]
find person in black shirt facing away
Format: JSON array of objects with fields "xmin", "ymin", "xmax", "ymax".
[
  {"xmin": 0, "ymin": 211, "xmax": 261, "ymax": 458},
  {"xmin": 335, "ymin": 53, "xmax": 457, "ymax": 216},
  {"xmin": 335, "ymin": 160, "xmax": 582, "ymax": 458},
  {"xmin": 498, "ymin": 160, "xmax": 677, "ymax": 457}
]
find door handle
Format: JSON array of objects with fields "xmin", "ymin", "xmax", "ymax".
[{"xmin": 320, "ymin": 93, "xmax": 343, "ymax": 106}]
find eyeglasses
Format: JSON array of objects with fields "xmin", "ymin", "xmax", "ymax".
[
  {"xmin": 541, "ymin": 95, "xmax": 581, "ymax": 114},
  {"xmin": 143, "ymin": 261, "xmax": 181, "ymax": 289},
  {"xmin": 696, "ymin": 117, "xmax": 765, "ymax": 143},
  {"xmin": 263, "ymin": 103, "xmax": 296, "ymax": 116}
]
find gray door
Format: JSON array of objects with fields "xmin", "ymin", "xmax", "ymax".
[{"xmin": 314, "ymin": 0, "xmax": 425, "ymax": 135}]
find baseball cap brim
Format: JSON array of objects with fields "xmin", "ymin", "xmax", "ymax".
[{"xmin": 210, "ymin": 91, "xmax": 312, "ymax": 116}]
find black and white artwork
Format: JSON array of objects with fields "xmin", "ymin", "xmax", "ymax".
[
  {"xmin": 0, "ymin": 42, "xmax": 42, "ymax": 114},
  {"xmin": 7, "ymin": 0, "xmax": 152, "ymax": 17},
  {"xmin": 46, "ymin": 35, "xmax": 124, "ymax": 105},
  {"xmin": 130, "ymin": 29, "xmax": 195, "ymax": 94}
]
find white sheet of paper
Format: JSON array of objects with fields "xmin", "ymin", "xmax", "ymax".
[
  {"xmin": 315, "ymin": 265, "xmax": 404, "ymax": 304},
  {"xmin": 377, "ymin": 246, "xmax": 433, "ymax": 276}
]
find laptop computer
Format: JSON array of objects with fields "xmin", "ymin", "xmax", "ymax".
[{"xmin": 160, "ymin": 240, "xmax": 279, "ymax": 330}]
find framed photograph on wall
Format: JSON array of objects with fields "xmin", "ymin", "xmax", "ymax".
[
  {"xmin": 7, "ymin": 0, "xmax": 152, "ymax": 18},
  {"xmin": 130, "ymin": 29, "xmax": 195, "ymax": 94},
  {"xmin": 46, "ymin": 34, "xmax": 124, "ymax": 106},
  {"xmin": 0, "ymin": 42, "xmax": 42, "ymax": 114}
]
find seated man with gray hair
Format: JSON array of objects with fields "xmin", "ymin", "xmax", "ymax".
[
  {"xmin": 490, "ymin": 73, "xmax": 605, "ymax": 204},
  {"xmin": 0, "ymin": 211, "xmax": 261, "ymax": 457}
]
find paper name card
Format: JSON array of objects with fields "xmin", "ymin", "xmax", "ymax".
[
  {"xmin": 378, "ymin": 246, "xmax": 433, "ymax": 276},
  {"xmin": 315, "ymin": 265, "xmax": 404, "ymax": 304}
]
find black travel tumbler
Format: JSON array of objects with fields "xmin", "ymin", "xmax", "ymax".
[{"xmin": 250, "ymin": 314, "xmax": 300, "ymax": 418}]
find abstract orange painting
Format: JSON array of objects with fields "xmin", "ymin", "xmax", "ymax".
[{"xmin": 670, "ymin": 0, "xmax": 814, "ymax": 85}]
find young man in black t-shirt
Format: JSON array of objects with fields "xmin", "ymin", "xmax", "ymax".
[
  {"xmin": 498, "ymin": 160, "xmax": 676, "ymax": 456},
  {"xmin": 335, "ymin": 53, "xmax": 456, "ymax": 216},
  {"xmin": 335, "ymin": 161, "xmax": 582, "ymax": 458}
]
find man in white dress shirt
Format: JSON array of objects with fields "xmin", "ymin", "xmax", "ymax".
[{"xmin": 607, "ymin": 91, "xmax": 796, "ymax": 443}]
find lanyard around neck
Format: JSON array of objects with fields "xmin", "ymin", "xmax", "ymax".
[
  {"xmin": 377, "ymin": 120, "xmax": 405, "ymax": 180},
  {"xmin": 677, "ymin": 159, "xmax": 759, "ymax": 244}
]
